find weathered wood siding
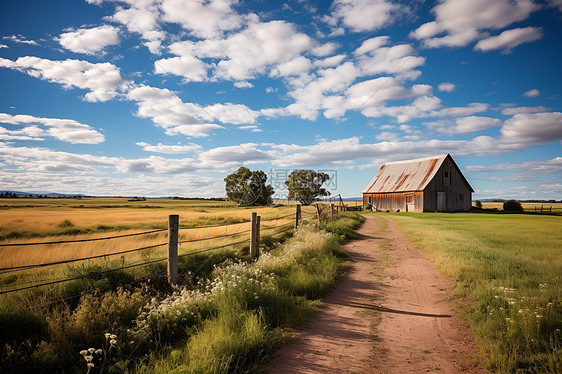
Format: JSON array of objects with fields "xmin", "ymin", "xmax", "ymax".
[
  {"xmin": 423, "ymin": 157, "xmax": 472, "ymax": 212},
  {"xmin": 363, "ymin": 191, "xmax": 424, "ymax": 212}
]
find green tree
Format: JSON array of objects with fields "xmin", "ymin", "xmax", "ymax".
[
  {"xmin": 224, "ymin": 167, "xmax": 274, "ymax": 206},
  {"xmin": 285, "ymin": 170, "xmax": 331, "ymax": 205}
]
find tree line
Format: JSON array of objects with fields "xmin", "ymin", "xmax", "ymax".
[{"xmin": 224, "ymin": 167, "xmax": 331, "ymax": 206}]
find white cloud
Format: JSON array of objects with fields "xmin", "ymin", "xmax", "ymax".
[
  {"xmin": 161, "ymin": 0, "xmax": 245, "ymax": 39},
  {"xmin": 0, "ymin": 56, "xmax": 126, "ymax": 102},
  {"xmin": 233, "ymin": 81, "xmax": 253, "ymax": 89},
  {"xmin": 467, "ymin": 157, "xmax": 562, "ymax": 175},
  {"xmin": 523, "ymin": 88, "xmax": 540, "ymax": 97},
  {"xmin": 154, "ymin": 56, "xmax": 208, "ymax": 82},
  {"xmin": 127, "ymin": 85, "xmax": 223, "ymax": 137},
  {"xmin": 500, "ymin": 105, "xmax": 549, "ymax": 115},
  {"xmin": 0, "ymin": 113, "xmax": 104, "ymax": 144},
  {"xmin": 501, "ymin": 112, "xmax": 562, "ymax": 146},
  {"xmin": 2, "ymin": 34, "xmax": 38, "ymax": 46},
  {"xmin": 354, "ymin": 37, "xmax": 425, "ymax": 80},
  {"xmin": 168, "ymin": 20, "xmax": 314, "ymax": 81},
  {"xmin": 474, "ymin": 27, "xmax": 543, "ymax": 53},
  {"xmin": 270, "ymin": 56, "xmax": 312, "ymax": 77},
  {"xmin": 438, "ymin": 82, "xmax": 455, "ymax": 92},
  {"xmin": 136, "ymin": 142, "xmax": 203, "ymax": 154},
  {"xmin": 104, "ymin": 0, "xmax": 165, "ymax": 53},
  {"xmin": 203, "ymin": 103, "xmax": 259, "ymax": 125},
  {"xmin": 430, "ymin": 116, "xmax": 501, "ymax": 134},
  {"xmin": 0, "ymin": 44, "xmax": 7, "ymax": 49},
  {"xmin": 410, "ymin": 0, "xmax": 541, "ymax": 48},
  {"xmin": 198, "ymin": 143, "xmax": 272, "ymax": 170},
  {"xmin": 327, "ymin": 0, "xmax": 405, "ymax": 33},
  {"xmin": 57, "ymin": 25, "xmax": 120, "ymax": 55}
]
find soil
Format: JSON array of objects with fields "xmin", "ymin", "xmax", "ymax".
[{"xmin": 262, "ymin": 215, "xmax": 487, "ymax": 374}]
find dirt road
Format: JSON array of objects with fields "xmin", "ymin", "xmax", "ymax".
[{"xmin": 262, "ymin": 215, "xmax": 486, "ymax": 374}]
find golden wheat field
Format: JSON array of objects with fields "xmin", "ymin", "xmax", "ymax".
[{"xmin": 0, "ymin": 198, "xmax": 315, "ymax": 270}]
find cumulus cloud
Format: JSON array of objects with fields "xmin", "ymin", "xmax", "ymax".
[
  {"xmin": 523, "ymin": 88, "xmax": 540, "ymax": 97},
  {"xmin": 0, "ymin": 113, "xmax": 104, "ymax": 143},
  {"xmin": 57, "ymin": 25, "xmax": 120, "ymax": 55},
  {"xmin": 327, "ymin": 0, "xmax": 406, "ymax": 33},
  {"xmin": 102, "ymin": 0, "xmax": 165, "ymax": 53},
  {"xmin": 154, "ymin": 56, "xmax": 208, "ymax": 82},
  {"xmin": 127, "ymin": 85, "xmax": 223, "ymax": 137},
  {"xmin": 474, "ymin": 27, "xmax": 543, "ymax": 53},
  {"xmin": 161, "ymin": 0, "xmax": 245, "ymax": 39},
  {"xmin": 438, "ymin": 82, "xmax": 456, "ymax": 92},
  {"xmin": 501, "ymin": 112, "xmax": 562, "ymax": 146},
  {"xmin": 0, "ymin": 56, "xmax": 126, "ymax": 102},
  {"xmin": 233, "ymin": 81, "xmax": 253, "ymax": 89},
  {"xmin": 353, "ymin": 36, "xmax": 425, "ymax": 80},
  {"xmin": 410, "ymin": 0, "xmax": 540, "ymax": 48},
  {"xmin": 167, "ymin": 20, "xmax": 314, "ymax": 81}
]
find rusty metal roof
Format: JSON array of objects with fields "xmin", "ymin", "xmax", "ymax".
[{"xmin": 362, "ymin": 154, "xmax": 449, "ymax": 193}]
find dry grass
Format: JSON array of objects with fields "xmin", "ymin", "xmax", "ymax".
[{"xmin": 0, "ymin": 199, "xmax": 316, "ymax": 293}]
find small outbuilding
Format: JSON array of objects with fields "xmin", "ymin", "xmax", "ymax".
[{"xmin": 362, "ymin": 154, "xmax": 473, "ymax": 212}]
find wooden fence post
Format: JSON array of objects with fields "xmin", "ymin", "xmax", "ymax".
[
  {"xmin": 250, "ymin": 212, "xmax": 261, "ymax": 259},
  {"xmin": 168, "ymin": 214, "xmax": 179, "ymax": 285},
  {"xmin": 295, "ymin": 204, "xmax": 301, "ymax": 230},
  {"xmin": 315, "ymin": 204, "xmax": 321, "ymax": 223},
  {"xmin": 330, "ymin": 203, "xmax": 334, "ymax": 219}
]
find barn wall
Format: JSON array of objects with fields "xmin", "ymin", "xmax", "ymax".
[
  {"xmin": 424, "ymin": 157, "xmax": 472, "ymax": 212},
  {"xmin": 363, "ymin": 191, "xmax": 424, "ymax": 212}
]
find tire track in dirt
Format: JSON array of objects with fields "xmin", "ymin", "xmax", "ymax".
[{"xmin": 262, "ymin": 215, "xmax": 487, "ymax": 374}]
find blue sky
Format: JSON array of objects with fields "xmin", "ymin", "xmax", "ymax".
[{"xmin": 0, "ymin": 0, "xmax": 561, "ymax": 199}]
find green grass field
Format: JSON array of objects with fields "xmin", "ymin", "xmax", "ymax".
[{"xmin": 387, "ymin": 212, "xmax": 561, "ymax": 373}]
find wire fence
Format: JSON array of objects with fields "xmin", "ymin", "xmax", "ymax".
[{"xmin": 0, "ymin": 209, "xmax": 307, "ymax": 296}]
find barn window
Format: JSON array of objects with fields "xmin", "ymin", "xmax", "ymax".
[{"xmin": 444, "ymin": 171, "xmax": 451, "ymax": 186}]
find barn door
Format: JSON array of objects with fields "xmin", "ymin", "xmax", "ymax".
[
  {"xmin": 405, "ymin": 194, "xmax": 415, "ymax": 212},
  {"xmin": 437, "ymin": 192, "xmax": 446, "ymax": 211}
]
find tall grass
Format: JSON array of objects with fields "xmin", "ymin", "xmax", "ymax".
[
  {"xmin": 388, "ymin": 212, "xmax": 561, "ymax": 373},
  {"xmin": 0, "ymin": 211, "xmax": 362, "ymax": 373}
]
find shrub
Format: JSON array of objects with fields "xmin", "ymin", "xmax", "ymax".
[
  {"xmin": 503, "ymin": 200, "xmax": 523, "ymax": 212},
  {"xmin": 475, "ymin": 200, "xmax": 482, "ymax": 209}
]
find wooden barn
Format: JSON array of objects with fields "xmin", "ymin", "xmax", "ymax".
[{"xmin": 362, "ymin": 154, "xmax": 473, "ymax": 212}]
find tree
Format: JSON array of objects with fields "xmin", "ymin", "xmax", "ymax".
[
  {"xmin": 285, "ymin": 170, "xmax": 331, "ymax": 205},
  {"xmin": 224, "ymin": 167, "xmax": 274, "ymax": 206},
  {"xmin": 503, "ymin": 199, "xmax": 523, "ymax": 212}
]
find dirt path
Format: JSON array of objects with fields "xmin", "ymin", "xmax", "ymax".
[{"xmin": 262, "ymin": 215, "xmax": 487, "ymax": 374}]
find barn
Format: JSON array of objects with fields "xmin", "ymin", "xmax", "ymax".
[{"xmin": 362, "ymin": 154, "xmax": 473, "ymax": 212}]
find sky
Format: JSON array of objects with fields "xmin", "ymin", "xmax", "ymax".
[{"xmin": 0, "ymin": 0, "xmax": 561, "ymax": 200}]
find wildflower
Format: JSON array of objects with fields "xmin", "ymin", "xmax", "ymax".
[
  {"xmin": 110, "ymin": 339, "xmax": 117, "ymax": 346},
  {"xmin": 104, "ymin": 333, "xmax": 111, "ymax": 339},
  {"xmin": 87, "ymin": 363, "xmax": 94, "ymax": 368},
  {"xmin": 110, "ymin": 334, "xmax": 117, "ymax": 340},
  {"xmin": 95, "ymin": 349, "xmax": 103, "ymax": 355},
  {"xmin": 80, "ymin": 350, "xmax": 88, "ymax": 356}
]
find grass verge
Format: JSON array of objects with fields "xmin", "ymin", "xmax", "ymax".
[
  {"xmin": 387, "ymin": 212, "xmax": 561, "ymax": 374},
  {"xmin": 0, "ymin": 212, "xmax": 363, "ymax": 373}
]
